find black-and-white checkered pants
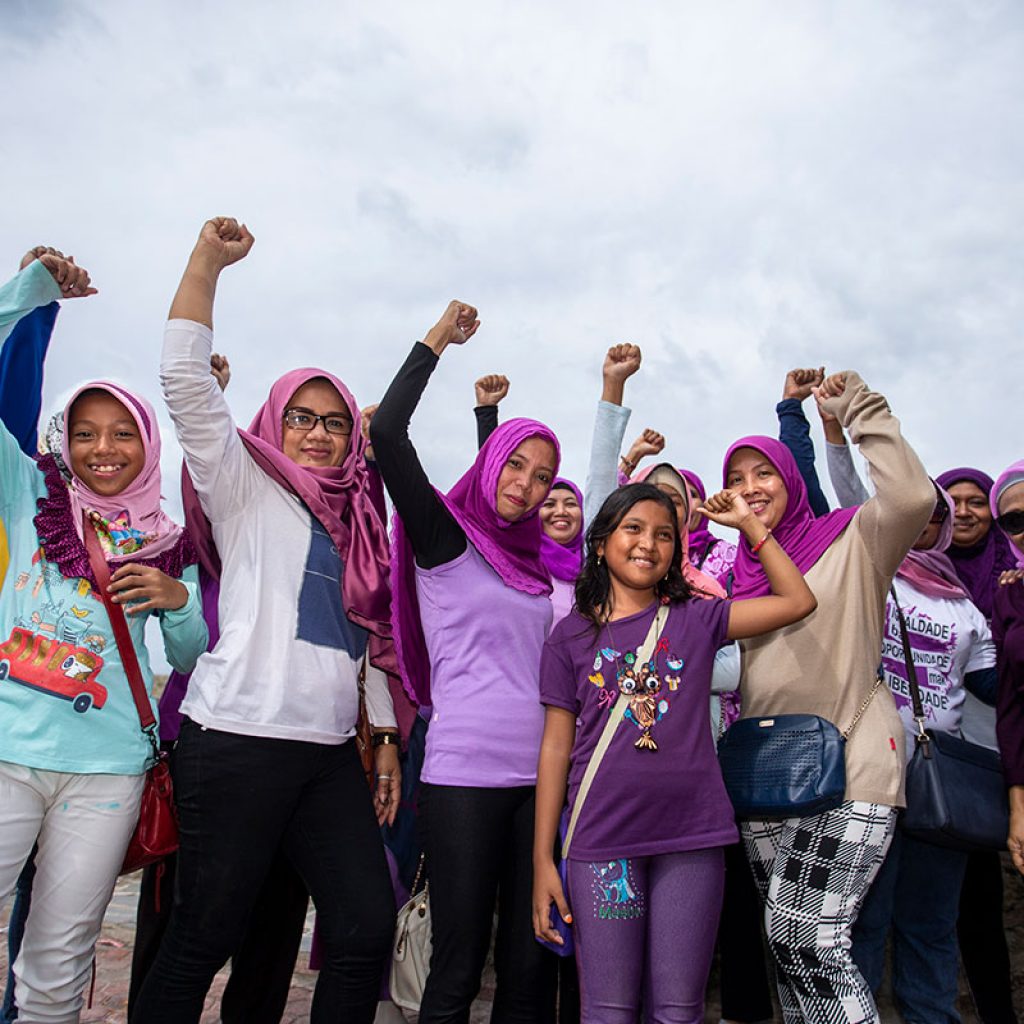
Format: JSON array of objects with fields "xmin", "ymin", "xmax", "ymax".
[{"xmin": 741, "ymin": 801, "xmax": 897, "ymax": 1024}]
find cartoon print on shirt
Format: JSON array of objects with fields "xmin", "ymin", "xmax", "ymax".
[
  {"xmin": 589, "ymin": 641, "xmax": 686, "ymax": 751},
  {"xmin": 591, "ymin": 859, "xmax": 644, "ymax": 920},
  {"xmin": 0, "ymin": 625, "xmax": 108, "ymax": 713}
]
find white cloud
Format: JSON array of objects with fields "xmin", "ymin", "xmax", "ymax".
[{"xmin": 2, "ymin": 0, "xmax": 1020, "ymax": 532}]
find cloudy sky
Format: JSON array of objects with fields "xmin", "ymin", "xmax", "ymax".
[{"xmin": 3, "ymin": 0, "xmax": 1021, "ymax": 511}]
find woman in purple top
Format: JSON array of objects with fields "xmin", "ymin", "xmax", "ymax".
[
  {"xmin": 371, "ymin": 301, "xmax": 563, "ymax": 1023},
  {"xmin": 532, "ymin": 483, "xmax": 816, "ymax": 1023}
]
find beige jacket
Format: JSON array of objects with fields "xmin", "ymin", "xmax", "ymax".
[{"xmin": 738, "ymin": 372, "xmax": 934, "ymax": 808}]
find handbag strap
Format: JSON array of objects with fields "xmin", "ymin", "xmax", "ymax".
[
  {"xmin": 82, "ymin": 513, "xmax": 157, "ymax": 738},
  {"xmin": 889, "ymin": 584, "xmax": 928, "ymax": 741},
  {"xmin": 562, "ymin": 603, "xmax": 668, "ymax": 858}
]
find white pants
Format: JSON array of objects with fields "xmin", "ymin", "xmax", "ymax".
[{"xmin": 0, "ymin": 761, "xmax": 144, "ymax": 1024}]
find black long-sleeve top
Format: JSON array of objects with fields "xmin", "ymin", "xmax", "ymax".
[{"xmin": 369, "ymin": 343, "xmax": 467, "ymax": 570}]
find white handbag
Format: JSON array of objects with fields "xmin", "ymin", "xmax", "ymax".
[{"xmin": 389, "ymin": 856, "xmax": 431, "ymax": 1012}]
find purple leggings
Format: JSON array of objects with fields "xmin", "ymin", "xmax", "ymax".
[{"xmin": 566, "ymin": 847, "xmax": 725, "ymax": 1024}]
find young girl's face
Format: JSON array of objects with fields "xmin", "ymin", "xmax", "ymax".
[
  {"xmin": 686, "ymin": 482, "xmax": 703, "ymax": 532},
  {"xmin": 68, "ymin": 391, "xmax": 145, "ymax": 497},
  {"xmin": 540, "ymin": 486, "xmax": 582, "ymax": 545},
  {"xmin": 598, "ymin": 499, "xmax": 676, "ymax": 594}
]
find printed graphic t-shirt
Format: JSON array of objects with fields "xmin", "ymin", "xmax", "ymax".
[
  {"xmin": 883, "ymin": 576, "xmax": 996, "ymax": 759},
  {"xmin": 540, "ymin": 598, "xmax": 738, "ymax": 862}
]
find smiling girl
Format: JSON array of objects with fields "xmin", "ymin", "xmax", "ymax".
[
  {"xmin": 371, "ymin": 302, "xmax": 563, "ymax": 1022},
  {"xmin": 0, "ymin": 254, "xmax": 207, "ymax": 1022},
  {"xmin": 532, "ymin": 483, "xmax": 815, "ymax": 1023}
]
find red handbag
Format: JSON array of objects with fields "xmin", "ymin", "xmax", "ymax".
[{"xmin": 83, "ymin": 515, "xmax": 179, "ymax": 874}]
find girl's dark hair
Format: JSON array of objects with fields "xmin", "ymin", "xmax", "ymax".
[{"xmin": 574, "ymin": 483, "xmax": 692, "ymax": 634}]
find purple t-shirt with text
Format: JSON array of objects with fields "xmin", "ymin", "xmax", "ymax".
[{"xmin": 540, "ymin": 598, "xmax": 739, "ymax": 861}]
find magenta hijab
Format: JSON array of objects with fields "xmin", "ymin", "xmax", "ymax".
[
  {"xmin": 679, "ymin": 469, "xmax": 716, "ymax": 557},
  {"xmin": 392, "ymin": 418, "xmax": 560, "ymax": 706},
  {"xmin": 935, "ymin": 467, "xmax": 1018, "ymax": 618},
  {"xmin": 897, "ymin": 485, "xmax": 969, "ymax": 599},
  {"xmin": 541, "ymin": 478, "xmax": 584, "ymax": 583},
  {"xmin": 992, "ymin": 461, "xmax": 1024, "ymax": 569},
  {"xmin": 635, "ymin": 463, "xmax": 726, "ymax": 599},
  {"xmin": 724, "ymin": 437, "xmax": 858, "ymax": 599}
]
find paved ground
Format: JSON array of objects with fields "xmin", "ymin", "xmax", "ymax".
[{"xmin": 4, "ymin": 861, "xmax": 1024, "ymax": 1022}]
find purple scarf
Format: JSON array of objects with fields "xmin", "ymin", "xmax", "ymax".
[
  {"xmin": 935, "ymin": 467, "xmax": 1018, "ymax": 619},
  {"xmin": 724, "ymin": 436, "xmax": 858, "ymax": 599},
  {"xmin": 391, "ymin": 418, "xmax": 560, "ymax": 706},
  {"xmin": 541, "ymin": 478, "xmax": 584, "ymax": 583}
]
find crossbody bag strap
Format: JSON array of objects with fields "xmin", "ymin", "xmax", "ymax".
[
  {"xmin": 562, "ymin": 603, "xmax": 668, "ymax": 858},
  {"xmin": 82, "ymin": 513, "xmax": 157, "ymax": 735},
  {"xmin": 889, "ymin": 583, "xmax": 928, "ymax": 739}
]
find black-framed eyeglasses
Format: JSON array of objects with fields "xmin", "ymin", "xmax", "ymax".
[
  {"xmin": 997, "ymin": 510, "xmax": 1024, "ymax": 536},
  {"xmin": 283, "ymin": 408, "xmax": 353, "ymax": 436},
  {"xmin": 930, "ymin": 501, "xmax": 950, "ymax": 524}
]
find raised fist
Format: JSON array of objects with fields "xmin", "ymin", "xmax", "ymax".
[
  {"xmin": 193, "ymin": 217, "xmax": 255, "ymax": 270},
  {"xmin": 602, "ymin": 343, "xmax": 642, "ymax": 383},
  {"xmin": 629, "ymin": 428, "xmax": 665, "ymax": 462},
  {"xmin": 697, "ymin": 489, "xmax": 756, "ymax": 531},
  {"xmin": 424, "ymin": 300, "xmax": 479, "ymax": 353},
  {"xmin": 474, "ymin": 374, "xmax": 510, "ymax": 407},
  {"xmin": 361, "ymin": 403, "xmax": 379, "ymax": 459},
  {"xmin": 783, "ymin": 367, "xmax": 824, "ymax": 402},
  {"xmin": 210, "ymin": 353, "xmax": 231, "ymax": 392},
  {"xmin": 813, "ymin": 372, "xmax": 848, "ymax": 402},
  {"xmin": 22, "ymin": 246, "xmax": 97, "ymax": 299}
]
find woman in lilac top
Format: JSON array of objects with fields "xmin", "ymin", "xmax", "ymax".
[
  {"xmin": 371, "ymin": 301, "xmax": 564, "ymax": 1023},
  {"xmin": 532, "ymin": 483, "xmax": 816, "ymax": 1023}
]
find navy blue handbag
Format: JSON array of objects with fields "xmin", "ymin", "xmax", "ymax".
[
  {"xmin": 890, "ymin": 588, "xmax": 1009, "ymax": 851},
  {"xmin": 718, "ymin": 713, "xmax": 850, "ymax": 819}
]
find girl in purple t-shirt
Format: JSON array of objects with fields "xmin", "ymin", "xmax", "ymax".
[{"xmin": 533, "ymin": 484, "xmax": 816, "ymax": 1024}]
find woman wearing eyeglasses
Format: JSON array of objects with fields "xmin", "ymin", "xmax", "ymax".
[
  {"xmin": 821, "ymin": 440, "xmax": 998, "ymax": 1024},
  {"xmin": 132, "ymin": 219, "xmax": 406, "ymax": 1024}
]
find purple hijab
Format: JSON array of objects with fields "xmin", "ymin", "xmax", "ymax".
[
  {"xmin": 541, "ymin": 478, "xmax": 584, "ymax": 583},
  {"xmin": 935, "ymin": 467, "xmax": 1018, "ymax": 619},
  {"xmin": 391, "ymin": 417, "xmax": 560, "ymax": 706},
  {"xmin": 724, "ymin": 436, "xmax": 858, "ymax": 599}
]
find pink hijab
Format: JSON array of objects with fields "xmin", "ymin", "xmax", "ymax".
[
  {"xmin": 61, "ymin": 381, "xmax": 185, "ymax": 559},
  {"xmin": 897, "ymin": 484, "xmax": 969, "ymax": 599},
  {"xmin": 635, "ymin": 463, "xmax": 726, "ymax": 599}
]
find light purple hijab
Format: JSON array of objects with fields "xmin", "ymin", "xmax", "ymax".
[
  {"xmin": 992, "ymin": 460, "xmax": 1024, "ymax": 569},
  {"xmin": 391, "ymin": 418, "xmax": 560, "ymax": 706},
  {"xmin": 724, "ymin": 436, "xmax": 857, "ymax": 599},
  {"xmin": 541, "ymin": 478, "xmax": 584, "ymax": 582}
]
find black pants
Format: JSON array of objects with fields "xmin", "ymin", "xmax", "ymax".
[
  {"xmin": 958, "ymin": 850, "xmax": 1019, "ymax": 1024},
  {"xmin": 127, "ymin": 848, "xmax": 309, "ymax": 1024},
  {"xmin": 130, "ymin": 720, "xmax": 394, "ymax": 1024},
  {"xmin": 417, "ymin": 783, "xmax": 557, "ymax": 1024},
  {"xmin": 717, "ymin": 841, "xmax": 774, "ymax": 1022}
]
